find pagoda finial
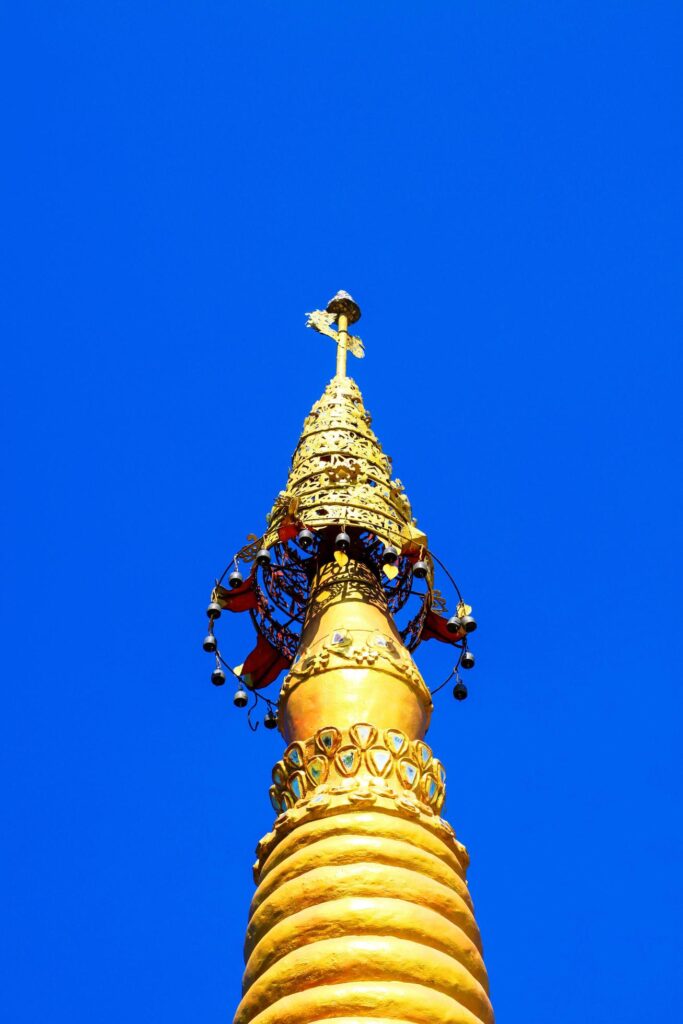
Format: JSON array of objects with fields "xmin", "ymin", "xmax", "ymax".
[{"xmin": 305, "ymin": 290, "xmax": 364, "ymax": 378}]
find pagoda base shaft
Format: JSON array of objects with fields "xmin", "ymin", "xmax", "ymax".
[
  {"xmin": 233, "ymin": 803, "xmax": 493, "ymax": 1024},
  {"xmin": 233, "ymin": 559, "xmax": 493, "ymax": 1023}
]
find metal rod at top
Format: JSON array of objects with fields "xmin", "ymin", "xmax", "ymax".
[{"xmin": 336, "ymin": 314, "xmax": 349, "ymax": 377}]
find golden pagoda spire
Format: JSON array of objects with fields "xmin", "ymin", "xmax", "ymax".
[{"xmin": 205, "ymin": 292, "xmax": 492, "ymax": 1024}]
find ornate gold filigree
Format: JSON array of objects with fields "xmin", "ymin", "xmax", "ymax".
[
  {"xmin": 234, "ymin": 533, "xmax": 263, "ymax": 565},
  {"xmin": 263, "ymin": 375, "xmax": 429, "ymax": 555},
  {"xmin": 267, "ymin": 722, "xmax": 446, "ymax": 823},
  {"xmin": 306, "ymin": 307, "xmax": 365, "ymax": 359}
]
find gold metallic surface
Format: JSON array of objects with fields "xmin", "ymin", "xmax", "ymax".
[
  {"xmin": 232, "ymin": 303, "xmax": 492, "ymax": 1023},
  {"xmin": 260, "ymin": 374, "xmax": 428, "ymax": 557},
  {"xmin": 236, "ymin": 796, "xmax": 492, "ymax": 1023},
  {"xmin": 306, "ymin": 290, "xmax": 364, "ymax": 380},
  {"xmin": 279, "ymin": 560, "xmax": 432, "ymax": 742},
  {"xmin": 234, "ymin": 556, "xmax": 493, "ymax": 1024},
  {"xmin": 268, "ymin": 723, "xmax": 446, "ymax": 815}
]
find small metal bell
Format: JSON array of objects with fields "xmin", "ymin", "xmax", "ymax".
[
  {"xmin": 462, "ymin": 614, "xmax": 477, "ymax": 634},
  {"xmin": 202, "ymin": 633, "xmax": 218, "ymax": 653},
  {"xmin": 206, "ymin": 600, "xmax": 222, "ymax": 619},
  {"xmin": 461, "ymin": 648, "xmax": 475, "ymax": 670},
  {"xmin": 255, "ymin": 548, "xmax": 272, "ymax": 568},
  {"xmin": 413, "ymin": 559, "xmax": 429, "ymax": 580},
  {"xmin": 211, "ymin": 667, "xmax": 226, "ymax": 687},
  {"xmin": 228, "ymin": 570, "xmax": 243, "ymax": 589},
  {"xmin": 233, "ymin": 688, "xmax": 249, "ymax": 708},
  {"xmin": 453, "ymin": 680, "xmax": 468, "ymax": 701},
  {"xmin": 383, "ymin": 544, "xmax": 399, "ymax": 565},
  {"xmin": 264, "ymin": 708, "xmax": 278, "ymax": 730},
  {"xmin": 335, "ymin": 531, "xmax": 350, "ymax": 553},
  {"xmin": 446, "ymin": 615, "xmax": 463, "ymax": 634},
  {"xmin": 298, "ymin": 528, "xmax": 315, "ymax": 551}
]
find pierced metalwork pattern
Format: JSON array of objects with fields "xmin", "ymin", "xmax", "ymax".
[{"xmin": 263, "ymin": 376, "xmax": 428, "ymax": 554}]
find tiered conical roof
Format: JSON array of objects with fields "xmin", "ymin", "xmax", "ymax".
[{"xmin": 263, "ymin": 375, "xmax": 427, "ymax": 555}]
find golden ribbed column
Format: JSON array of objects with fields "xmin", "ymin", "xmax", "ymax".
[{"xmin": 233, "ymin": 559, "xmax": 493, "ymax": 1024}]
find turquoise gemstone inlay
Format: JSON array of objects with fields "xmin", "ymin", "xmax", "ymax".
[
  {"xmin": 309, "ymin": 761, "xmax": 323, "ymax": 782},
  {"xmin": 389, "ymin": 732, "xmax": 404, "ymax": 753},
  {"xmin": 289, "ymin": 748, "xmax": 302, "ymax": 766},
  {"xmin": 291, "ymin": 775, "xmax": 303, "ymax": 799},
  {"xmin": 428, "ymin": 778, "xmax": 437, "ymax": 800},
  {"xmin": 404, "ymin": 763, "xmax": 417, "ymax": 784},
  {"xmin": 341, "ymin": 750, "xmax": 356, "ymax": 770}
]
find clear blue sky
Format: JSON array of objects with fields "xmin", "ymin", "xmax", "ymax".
[{"xmin": 3, "ymin": 3, "xmax": 682, "ymax": 1022}]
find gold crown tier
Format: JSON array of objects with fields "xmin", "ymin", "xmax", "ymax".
[
  {"xmin": 262, "ymin": 375, "xmax": 427, "ymax": 556},
  {"xmin": 232, "ymin": 558, "xmax": 493, "ymax": 1024}
]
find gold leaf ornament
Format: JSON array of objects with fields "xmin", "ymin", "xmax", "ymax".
[{"xmin": 347, "ymin": 334, "xmax": 365, "ymax": 359}]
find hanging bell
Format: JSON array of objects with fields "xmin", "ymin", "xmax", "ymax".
[
  {"xmin": 453, "ymin": 680, "xmax": 468, "ymax": 701},
  {"xmin": 264, "ymin": 708, "xmax": 278, "ymax": 730},
  {"xmin": 461, "ymin": 648, "xmax": 476, "ymax": 670},
  {"xmin": 202, "ymin": 633, "xmax": 218, "ymax": 653},
  {"xmin": 233, "ymin": 688, "xmax": 249, "ymax": 708},
  {"xmin": 228, "ymin": 569, "xmax": 243, "ymax": 589},
  {"xmin": 298, "ymin": 528, "xmax": 315, "ymax": 551},
  {"xmin": 413, "ymin": 559, "xmax": 429, "ymax": 580},
  {"xmin": 335, "ymin": 531, "xmax": 351, "ymax": 553},
  {"xmin": 255, "ymin": 548, "xmax": 272, "ymax": 568},
  {"xmin": 211, "ymin": 667, "xmax": 226, "ymax": 687},
  {"xmin": 206, "ymin": 600, "xmax": 222, "ymax": 619},
  {"xmin": 446, "ymin": 615, "xmax": 463, "ymax": 634},
  {"xmin": 462, "ymin": 614, "xmax": 477, "ymax": 634},
  {"xmin": 383, "ymin": 544, "xmax": 399, "ymax": 565}
]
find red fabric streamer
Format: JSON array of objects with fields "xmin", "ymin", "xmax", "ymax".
[
  {"xmin": 278, "ymin": 521, "xmax": 301, "ymax": 543},
  {"xmin": 215, "ymin": 572, "xmax": 259, "ymax": 613},
  {"xmin": 421, "ymin": 609, "xmax": 465, "ymax": 644},
  {"xmin": 242, "ymin": 632, "xmax": 291, "ymax": 690}
]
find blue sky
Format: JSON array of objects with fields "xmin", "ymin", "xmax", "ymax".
[{"xmin": 3, "ymin": 3, "xmax": 682, "ymax": 1021}]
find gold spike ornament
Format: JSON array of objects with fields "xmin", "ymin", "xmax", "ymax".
[{"xmin": 306, "ymin": 289, "xmax": 364, "ymax": 378}]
